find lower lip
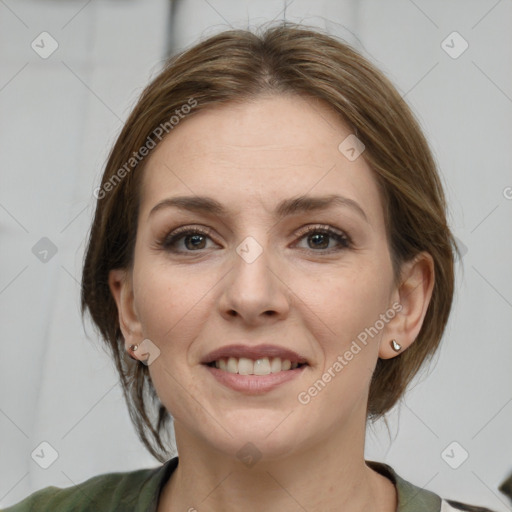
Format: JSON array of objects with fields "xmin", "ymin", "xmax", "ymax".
[{"xmin": 203, "ymin": 365, "xmax": 307, "ymax": 394}]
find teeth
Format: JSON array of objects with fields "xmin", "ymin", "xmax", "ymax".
[
  {"xmin": 270, "ymin": 357, "xmax": 282, "ymax": 373},
  {"xmin": 254, "ymin": 357, "xmax": 270, "ymax": 375},
  {"xmin": 227, "ymin": 357, "xmax": 238, "ymax": 374},
  {"xmin": 212, "ymin": 357, "xmax": 301, "ymax": 375},
  {"xmin": 238, "ymin": 357, "xmax": 253, "ymax": 375}
]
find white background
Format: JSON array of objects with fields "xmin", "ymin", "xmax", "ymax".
[{"xmin": 1, "ymin": 1, "xmax": 511, "ymax": 510}]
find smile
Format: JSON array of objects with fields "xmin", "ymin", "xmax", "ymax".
[
  {"xmin": 206, "ymin": 356, "xmax": 305, "ymax": 375},
  {"xmin": 203, "ymin": 360, "xmax": 307, "ymax": 394}
]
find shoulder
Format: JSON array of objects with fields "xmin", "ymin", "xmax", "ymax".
[
  {"xmin": 1, "ymin": 458, "xmax": 178, "ymax": 512},
  {"xmin": 366, "ymin": 460, "xmax": 497, "ymax": 512}
]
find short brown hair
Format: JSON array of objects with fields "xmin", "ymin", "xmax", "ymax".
[{"xmin": 81, "ymin": 22, "xmax": 457, "ymax": 463}]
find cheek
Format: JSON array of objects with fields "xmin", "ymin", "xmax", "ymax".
[
  {"xmin": 132, "ymin": 257, "xmax": 209, "ymax": 350},
  {"xmin": 132, "ymin": 261, "xmax": 212, "ymax": 421},
  {"xmin": 304, "ymin": 263, "xmax": 392, "ymax": 334},
  {"xmin": 293, "ymin": 270, "xmax": 391, "ymax": 419},
  {"xmin": 294, "ymin": 259, "xmax": 393, "ymax": 385}
]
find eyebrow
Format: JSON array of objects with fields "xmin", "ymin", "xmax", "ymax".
[{"xmin": 148, "ymin": 194, "xmax": 368, "ymax": 223}]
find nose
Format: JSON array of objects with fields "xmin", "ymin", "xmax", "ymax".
[{"xmin": 217, "ymin": 238, "xmax": 291, "ymax": 326}]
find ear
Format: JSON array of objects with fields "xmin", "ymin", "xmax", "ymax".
[
  {"xmin": 379, "ymin": 252, "xmax": 435, "ymax": 359},
  {"xmin": 108, "ymin": 268, "xmax": 144, "ymax": 354}
]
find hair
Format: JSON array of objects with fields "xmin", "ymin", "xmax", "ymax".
[{"xmin": 81, "ymin": 22, "xmax": 457, "ymax": 463}]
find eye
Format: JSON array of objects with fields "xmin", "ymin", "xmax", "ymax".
[
  {"xmin": 157, "ymin": 224, "xmax": 352, "ymax": 255},
  {"xmin": 293, "ymin": 225, "xmax": 351, "ymax": 252},
  {"xmin": 158, "ymin": 226, "xmax": 217, "ymax": 253}
]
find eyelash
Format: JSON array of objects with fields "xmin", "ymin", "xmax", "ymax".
[{"xmin": 157, "ymin": 224, "xmax": 352, "ymax": 255}]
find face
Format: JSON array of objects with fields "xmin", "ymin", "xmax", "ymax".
[{"xmin": 111, "ymin": 94, "xmax": 409, "ymax": 462}]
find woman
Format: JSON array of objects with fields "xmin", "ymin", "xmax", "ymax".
[{"xmin": 3, "ymin": 23, "xmax": 496, "ymax": 512}]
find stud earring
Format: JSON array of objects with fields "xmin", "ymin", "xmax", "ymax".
[
  {"xmin": 128, "ymin": 344, "xmax": 139, "ymax": 361},
  {"xmin": 390, "ymin": 339, "xmax": 402, "ymax": 352}
]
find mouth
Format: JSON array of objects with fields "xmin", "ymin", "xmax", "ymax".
[
  {"xmin": 201, "ymin": 344, "xmax": 309, "ymax": 393},
  {"xmin": 205, "ymin": 357, "xmax": 308, "ymax": 375}
]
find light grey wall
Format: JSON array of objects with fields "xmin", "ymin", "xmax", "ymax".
[{"xmin": 1, "ymin": 1, "xmax": 511, "ymax": 510}]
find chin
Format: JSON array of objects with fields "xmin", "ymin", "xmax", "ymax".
[{"xmin": 201, "ymin": 410, "xmax": 307, "ymax": 462}]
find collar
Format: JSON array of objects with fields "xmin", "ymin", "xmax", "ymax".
[
  {"xmin": 366, "ymin": 460, "xmax": 442, "ymax": 512},
  {"xmin": 144, "ymin": 457, "xmax": 442, "ymax": 512}
]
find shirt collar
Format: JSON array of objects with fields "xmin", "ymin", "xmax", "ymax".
[
  {"xmin": 366, "ymin": 460, "xmax": 442, "ymax": 512},
  {"xmin": 144, "ymin": 457, "xmax": 442, "ymax": 512}
]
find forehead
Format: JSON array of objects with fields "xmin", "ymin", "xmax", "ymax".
[{"xmin": 139, "ymin": 94, "xmax": 382, "ymax": 222}]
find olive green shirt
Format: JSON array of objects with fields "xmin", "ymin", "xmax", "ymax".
[{"xmin": 1, "ymin": 458, "xmax": 492, "ymax": 511}]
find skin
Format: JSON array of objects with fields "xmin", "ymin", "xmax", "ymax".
[{"xmin": 109, "ymin": 94, "xmax": 434, "ymax": 512}]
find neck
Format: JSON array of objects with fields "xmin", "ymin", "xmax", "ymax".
[{"xmin": 158, "ymin": 413, "xmax": 397, "ymax": 512}]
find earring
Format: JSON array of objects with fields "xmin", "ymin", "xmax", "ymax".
[
  {"xmin": 390, "ymin": 339, "xmax": 402, "ymax": 352},
  {"xmin": 128, "ymin": 344, "xmax": 139, "ymax": 361}
]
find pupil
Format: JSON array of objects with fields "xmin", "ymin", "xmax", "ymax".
[
  {"xmin": 310, "ymin": 233, "xmax": 328, "ymax": 249},
  {"xmin": 186, "ymin": 234, "xmax": 205, "ymax": 250}
]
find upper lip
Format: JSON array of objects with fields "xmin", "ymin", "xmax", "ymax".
[{"xmin": 201, "ymin": 344, "xmax": 309, "ymax": 365}]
